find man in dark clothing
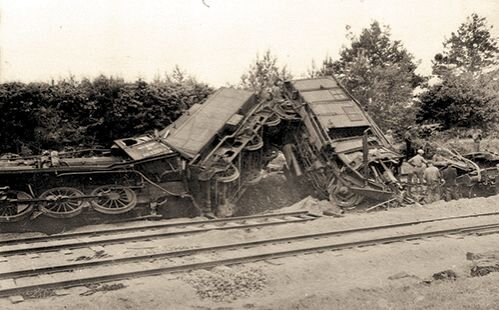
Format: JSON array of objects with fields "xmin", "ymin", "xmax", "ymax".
[
  {"xmin": 404, "ymin": 126, "xmax": 415, "ymax": 160},
  {"xmin": 473, "ymin": 132, "xmax": 482, "ymax": 152},
  {"xmin": 442, "ymin": 164, "xmax": 459, "ymax": 201}
]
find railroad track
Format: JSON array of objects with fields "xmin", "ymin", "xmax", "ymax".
[
  {"xmin": 4, "ymin": 209, "xmax": 499, "ymax": 257},
  {"xmin": 2, "ymin": 212, "xmax": 499, "ymax": 297},
  {"xmin": 0, "ymin": 211, "xmax": 320, "ymax": 256}
]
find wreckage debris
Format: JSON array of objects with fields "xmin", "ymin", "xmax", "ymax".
[
  {"xmin": 0, "ymin": 76, "xmax": 495, "ymax": 232},
  {"xmin": 467, "ymin": 250, "xmax": 499, "ymax": 277}
]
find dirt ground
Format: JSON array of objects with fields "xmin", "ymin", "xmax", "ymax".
[
  {"xmin": 235, "ymin": 172, "xmax": 312, "ymax": 216},
  {"xmin": 4, "ymin": 193, "xmax": 499, "ymax": 309}
]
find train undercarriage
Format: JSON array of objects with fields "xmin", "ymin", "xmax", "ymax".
[{"xmin": 0, "ymin": 146, "xmax": 196, "ymax": 225}]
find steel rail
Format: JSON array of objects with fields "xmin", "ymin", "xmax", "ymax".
[
  {"xmin": 0, "ymin": 213, "xmax": 319, "ymax": 256},
  {"xmin": 2, "ymin": 219, "xmax": 499, "ymax": 279},
  {"xmin": 0, "ymin": 219, "xmax": 498, "ymax": 297},
  {"xmin": 3, "ymin": 209, "xmax": 499, "ymax": 256},
  {"xmin": 0, "ymin": 210, "xmax": 313, "ymax": 246}
]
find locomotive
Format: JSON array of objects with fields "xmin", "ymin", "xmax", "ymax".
[{"xmin": 0, "ymin": 135, "xmax": 184, "ymax": 223}]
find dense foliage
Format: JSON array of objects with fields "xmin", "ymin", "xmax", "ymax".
[
  {"xmin": 417, "ymin": 71, "xmax": 499, "ymax": 130},
  {"xmin": 418, "ymin": 14, "xmax": 499, "ymax": 133},
  {"xmin": 0, "ymin": 74, "xmax": 213, "ymax": 154},
  {"xmin": 316, "ymin": 22, "xmax": 423, "ymax": 130}
]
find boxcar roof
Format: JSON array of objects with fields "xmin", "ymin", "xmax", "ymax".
[
  {"xmin": 164, "ymin": 87, "xmax": 254, "ymax": 158},
  {"xmin": 290, "ymin": 77, "xmax": 370, "ymax": 129}
]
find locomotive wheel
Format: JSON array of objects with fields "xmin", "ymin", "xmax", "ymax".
[
  {"xmin": 244, "ymin": 134, "xmax": 264, "ymax": 151},
  {"xmin": 330, "ymin": 185, "xmax": 364, "ymax": 208},
  {"xmin": 0, "ymin": 191, "xmax": 34, "ymax": 222},
  {"xmin": 39, "ymin": 187, "xmax": 85, "ymax": 218},
  {"xmin": 91, "ymin": 186, "xmax": 137, "ymax": 214},
  {"xmin": 265, "ymin": 113, "xmax": 281, "ymax": 127},
  {"xmin": 215, "ymin": 164, "xmax": 240, "ymax": 183},
  {"xmin": 328, "ymin": 177, "xmax": 364, "ymax": 208}
]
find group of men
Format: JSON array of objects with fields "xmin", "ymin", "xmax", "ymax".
[{"xmin": 407, "ymin": 148, "xmax": 459, "ymax": 203}]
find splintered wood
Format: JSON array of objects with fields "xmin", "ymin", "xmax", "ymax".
[{"xmin": 467, "ymin": 250, "xmax": 499, "ymax": 277}]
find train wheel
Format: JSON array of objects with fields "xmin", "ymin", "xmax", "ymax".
[
  {"xmin": 328, "ymin": 177, "xmax": 364, "ymax": 208},
  {"xmin": 91, "ymin": 186, "xmax": 137, "ymax": 214},
  {"xmin": 244, "ymin": 134, "xmax": 264, "ymax": 151},
  {"xmin": 0, "ymin": 191, "xmax": 34, "ymax": 222},
  {"xmin": 215, "ymin": 164, "xmax": 240, "ymax": 183},
  {"xmin": 265, "ymin": 113, "xmax": 281, "ymax": 127},
  {"xmin": 39, "ymin": 187, "xmax": 84, "ymax": 218}
]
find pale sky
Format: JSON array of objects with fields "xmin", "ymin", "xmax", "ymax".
[{"xmin": 1, "ymin": 0, "xmax": 498, "ymax": 86}]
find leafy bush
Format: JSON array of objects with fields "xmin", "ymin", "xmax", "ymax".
[
  {"xmin": 0, "ymin": 75, "xmax": 213, "ymax": 154},
  {"xmin": 416, "ymin": 72, "xmax": 498, "ymax": 131}
]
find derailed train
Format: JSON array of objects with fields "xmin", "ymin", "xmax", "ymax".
[
  {"xmin": 278, "ymin": 77, "xmax": 406, "ymax": 207},
  {"xmin": 0, "ymin": 76, "xmax": 491, "ymax": 225},
  {"xmin": 0, "ymin": 87, "xmax": 286, "ymax": 223},
  {"xmin": 278, "ymin": 77, "xmax": 495, "ymax": 205}
]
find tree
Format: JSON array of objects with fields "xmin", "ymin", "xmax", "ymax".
[
  {"xmin": 365, "ymin": 64, "xmax": 418, "ymax": 130},
  {"xmin": 419, "ymin": 14, "xmax": 499, "ymax": 133},
  {"xmin": 331, "ymin": 22, "xmax": 422, "ymax": 87},
  {"xmin": 417, "ymin": 71, "xmax": 499, "ymax": 131},
  {"xmin": 240, "ymin": 50, "xmax": 292, "ymax": 99},
  {"xmin": 322, "ymin": 21, "xmax": 422, "ymax": 130},
  {"xmin": 433, "ymin": 13, "xmax": 499, "ymax": 75}
]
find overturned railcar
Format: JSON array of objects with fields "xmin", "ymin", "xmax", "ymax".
[
  {"xmin": 279, "ymin": 77, "xmax": 406, "ymax": 207},
  {"xmin": 162, "ymin": 87, "xmax": 286, "ymax": 216}
]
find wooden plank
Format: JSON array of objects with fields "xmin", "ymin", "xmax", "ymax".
[{"xmin": 467, "ymin": 251, "xmax": 499, "ymax": 277}]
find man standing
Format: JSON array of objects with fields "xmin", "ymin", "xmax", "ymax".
[
  {"xmin": 404, "ymin": 126, "xmax": 415, "ymax": 160},
  {"xmin": 442, "ymin": 163, "xmax": 459, "ymax": 201},
  {"xmin": 423, "ymin": 161, "xmax": 441, "ymax": 203},
  {"xmin": 473, "ymin": 131, "xmax": 482, "ymax": 153},
  {"xmin": 408, "ymin": 149, "xmax": 427, "ymax": 183}
]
